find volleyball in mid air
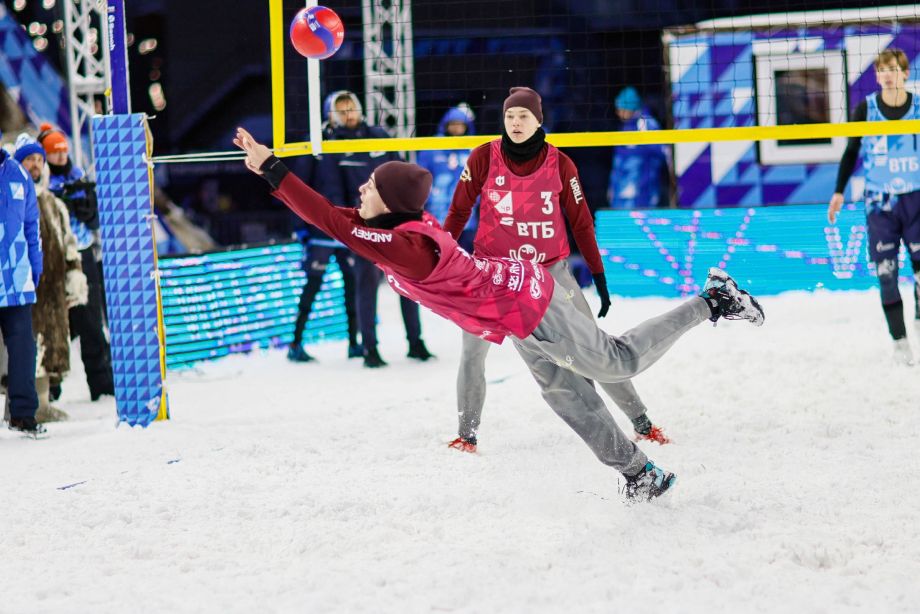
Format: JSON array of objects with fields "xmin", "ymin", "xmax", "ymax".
[{"xmin": 290, "ymin": 6, "xmax": 344, "ymax": 60}]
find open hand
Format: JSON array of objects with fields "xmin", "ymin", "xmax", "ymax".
[
  {"xmin": 827, "ymin": 193, "xmax": 844, "ymax": 224},
  {"xmin": 233, "ymin": 127, "xmax": 273, "ymax": 175}
]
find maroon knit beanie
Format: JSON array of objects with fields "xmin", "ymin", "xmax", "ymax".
[
  {"xmin": 374, "ymin": 162, "xmax": 433, "ymax": 214},
  {"xmin": 502, "ymin": 87, "xmax": 543, "ymax": 123}
]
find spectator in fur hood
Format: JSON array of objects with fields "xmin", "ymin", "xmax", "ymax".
[{"xmin": 37, "ymin": 123, "xmax": 114, "ymax": 401}]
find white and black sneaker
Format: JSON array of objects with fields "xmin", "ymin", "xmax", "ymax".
[
  {"xmin": 701, "ymin": 267, "xmax": 765, "ymax": 326},
  {"xmin": 623, "ymin": 461, "xmax": 676, "ymax": 501}
]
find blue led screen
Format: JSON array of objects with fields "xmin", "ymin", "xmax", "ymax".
[
  {"xmin": 157, "ymin": 205, "xmax": 910, "ymax": 369},
  {"xmin": 158, "ymin": 242, "xmax": 347, "ymax": 369},
  {"xmin": 596, "ymin": 203, "xmax": 911, "ymax": 298}
]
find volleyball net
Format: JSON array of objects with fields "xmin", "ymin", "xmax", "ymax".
[{"xmin": 254, "ymin": 1, "xmax": 920, "ymax": 165}]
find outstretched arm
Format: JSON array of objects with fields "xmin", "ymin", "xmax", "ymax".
[{"xmin": 234, "ymin": 127, "xmax": 438, "ymax": 279}]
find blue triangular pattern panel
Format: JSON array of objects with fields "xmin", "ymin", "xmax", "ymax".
[{"xmin": 92, "ymin": 114, "xmax": 168, "ymax": 427}]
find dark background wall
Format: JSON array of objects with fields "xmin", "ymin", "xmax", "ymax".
[{"xmin": 7, "ymin": 0, "xmax": 915, "ymax": 243}]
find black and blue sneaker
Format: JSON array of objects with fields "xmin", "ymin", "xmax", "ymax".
[
  {"xmin": 623, "ymin": 461, "xmax": 676, "ymax": 501},
  {"xmin": 348, "ymin": 343, "xmax": 365, "ymax": 359},
  {"xmin": 701, "ymin": 267, "xmax": 765, "ymax": 326},
  {"xmin": 287, "ymin": 343, "xmax": 316, "ymax": 363}
]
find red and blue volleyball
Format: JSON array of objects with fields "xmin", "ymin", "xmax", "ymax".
[{"xmin": 289, "ymin": 6, "xmax": 344, "ymax": 60}]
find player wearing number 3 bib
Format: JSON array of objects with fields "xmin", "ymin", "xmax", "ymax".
[{"xmin": 442, "ymin": 87, "xmax": 670, "ymax": 453}]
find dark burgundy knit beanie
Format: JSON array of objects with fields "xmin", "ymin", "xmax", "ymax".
[
  {"xmin": 502, "ymin": 87, "xmax": 543, "ymax": 123},
  {"xmin": 374, "ymin": 162, "xmax": 433, "ymax": 214}
]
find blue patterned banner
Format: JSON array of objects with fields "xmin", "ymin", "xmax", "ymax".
[
  {"xmin": 92, "ymin": 114, "xmax": 168, "ymax": 427},
  {"xmin": 0, "ymin": 5, "xmax": 71, "ymax": 134},
  {"xmin": 668, "ymin": 23, "xmax": 920, "ymax": 208}
]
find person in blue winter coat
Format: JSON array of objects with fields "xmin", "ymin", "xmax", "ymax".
[
  {"xmin": 0, "ymin": 138, "xmax": 44, "ymax": 435},
  {"xmin": 38, "ymin": 123, "xmax": 114, "ymax": 401},
  {"xmin": 607, "ymin": 87, "xmax": 669, "ymax": 209},
  {"xmin": 417, "ymin": 104, "xmax": 478, "ymax": 252},
  {"xmin": 318, "ymin": 90, "xmax": 433, "ymax": 368}
]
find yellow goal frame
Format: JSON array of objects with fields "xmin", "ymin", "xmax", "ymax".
[{"xmin": 268, "ymin": 0, "xmax": 920, "ymax": 158}]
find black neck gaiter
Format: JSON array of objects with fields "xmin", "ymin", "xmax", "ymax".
[
  {"xmin": 48, "ymin": 159, "xmax": 73, "ymax": 177},
  {"xmin": 501, "ymin": 127, "xmax": 547, "ymax": 163}
]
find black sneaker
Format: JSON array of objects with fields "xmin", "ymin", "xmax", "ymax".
[
  {"xmin": 623, "ymin": 461, "xmax": 676, "ymax": 501},
  {"xmin": 700, "ymin": 267, "xmax": 765, "ymax": 326},
  {"xmin": 363, "ymin": 347, "xmax": 388, "ymax": 368},
  {"xmin": 287, "ymin": 343, "xmax": 316, "ymax": 363},
  {"xmin": 49, "ymin": 383, "xmax": 63, "ymax": 401},
  {"xmin": 407, "ymin": 339, "xmax": 434, "ymax": 361},
  {"xmin": 348, "ymin": 343, "xmax": 365, "ymax": 359},
  {"xmin": 9, "ymin": 417, "xmax": 48, "ymax": 438},
  {"xmin": 90, "ymin": 380, "xmax": 115, "ymax": 402}
]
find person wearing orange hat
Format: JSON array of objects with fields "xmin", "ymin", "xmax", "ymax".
[
  {"xmin": 37, "ymin": 123, "xmax": 114, "ymax": 402},
  {"xmin": 37, "ymin": 123, "xmax": 69, "ymax": 159}
]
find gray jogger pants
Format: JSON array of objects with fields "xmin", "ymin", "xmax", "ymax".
[
  {"xmin": 456, "ymin": 260, "xmax": 649, "ymax": 441},
  {"xmin": 519, "ymin": 283, "xmax": 711, "ymax": 384},
  {"xmin": 510, "ymin": 284, "xmax": 711, "ymax": 474}
]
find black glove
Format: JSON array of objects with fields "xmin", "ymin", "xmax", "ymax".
[
  {"xmin": 62, "ymin": 180, "xmax": 101, "ymax": 229},
  {"xmin": 67, "ymin": 196, "xmax": 100, "ymax": 229},
  {"xmin": 61, "ymin": 179, "xmax": 96, "ymax": 197},
  {"xmin": 592, "ymin": 272, "xmax": 611, "ymax": 318}
]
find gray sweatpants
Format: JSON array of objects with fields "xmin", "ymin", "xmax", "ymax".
[
  {"xmin": 457, "ymin": 260, "xmax": 648, "ymax": 440},
  {"xmin": 461, "ymin": 270, "xmax": 712, "ymax": 475}
]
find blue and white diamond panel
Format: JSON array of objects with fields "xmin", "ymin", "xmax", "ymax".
[{"xmin": 92, "ymin": 113, "xmax": 169, "ymax": 427}]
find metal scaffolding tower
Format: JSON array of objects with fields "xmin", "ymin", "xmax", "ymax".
[
  {"xmin": 362, "ymin": 0, "xmax": 416, "ymax": 139},
  {"xmin": 62, "ymin": 0, "xmax": 113, "ymax": 172}
]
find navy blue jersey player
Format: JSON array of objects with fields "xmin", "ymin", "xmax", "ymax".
[{"xmin": 829, "ymin": 48, "xmax": 920, "ymax": 365}]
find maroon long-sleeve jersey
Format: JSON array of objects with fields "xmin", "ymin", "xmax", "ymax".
[
  {"xmin": 273, "ymin": 173, "xmax": 438, "ymax": 280},
  {"xmin": 270, "ymin": 169, "xmax": 553, "ymax": 343}
]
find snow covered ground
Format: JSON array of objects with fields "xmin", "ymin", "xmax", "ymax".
[{"xmin": 2, "ymin": 286, "xmax": 919, "ymax": 613}]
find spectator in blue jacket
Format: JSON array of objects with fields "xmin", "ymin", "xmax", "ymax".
[
  {"xmin": 318, "ymin": 90, "xmax": 433, "ymax": 368},
  {"xmin": 417, "ymin": 103, "xmax": 478, "ymax": 252},
  {"xmin": 0, "ymin": 137, "xmax": 44, "ymax": 435},
  {"xmin": 38, "ymin": 123, "xmax": 114, "ymax": 401},
  {"xmin": 608, "ymin": 87, "xmax": 669, "ymax": 209}
]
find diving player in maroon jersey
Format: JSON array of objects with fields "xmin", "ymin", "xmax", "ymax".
[{"xmin": 234, "ymin": 126, "xmax": 765, "ymax": 501}]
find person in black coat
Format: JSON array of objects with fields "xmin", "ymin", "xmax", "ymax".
[{"xmin": 317, "ymin": 91, "xmax": 433, "ymax": 368}]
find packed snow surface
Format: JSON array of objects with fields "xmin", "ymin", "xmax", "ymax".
[{"xmin": 3, "ymin": 287, "xmax": 918, "ymax": 613}]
